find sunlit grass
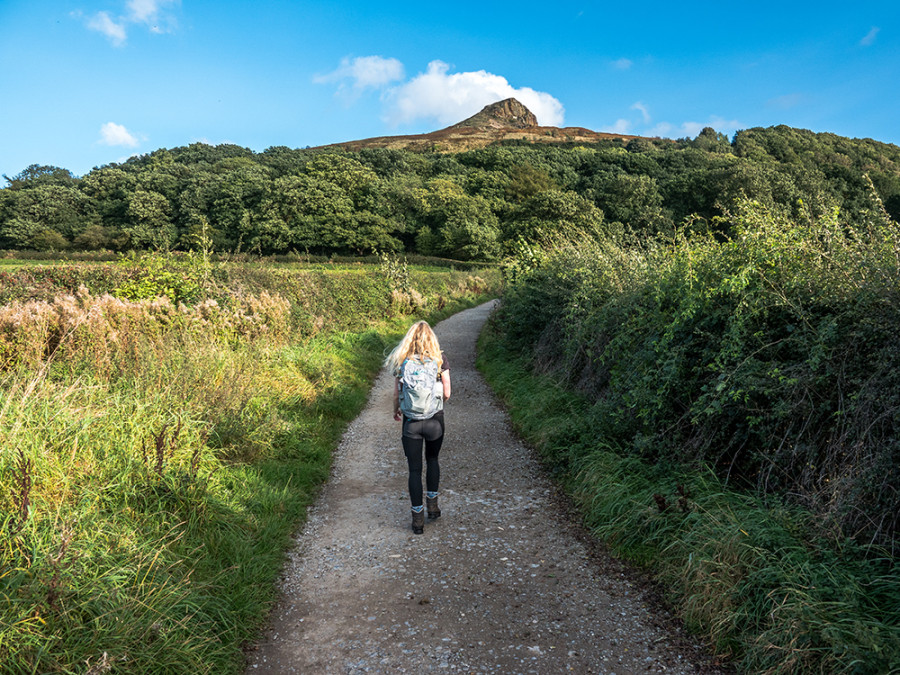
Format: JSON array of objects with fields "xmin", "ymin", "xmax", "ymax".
[{"xmin": 0, "ymin": 262, "xmax": 499, "ymax": 673}]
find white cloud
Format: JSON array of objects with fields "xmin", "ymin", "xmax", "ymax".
[
  {"xmin": 601, "ymin": 119, "xmax": 632, "ymax": 134},
  {"xmin": 680, "ymin": 121, "xmax": 706, "ymax": 138},
  {"xmin": 383, "ymin": 60, "xmax": 565, "ymax": 127},
  {"xmin": 84, "ymin": 0, "xmax": 178, "ymax": 45},
  {"xmin": 646, "ymin": 122, "xmax": 673, "ymax": 137},
  {"xmin": 315, "ymin": 57, "xmax": 565, "ymax": 127},
  {"xmin": 612, "ymin": 58, "xmax": 633, "ymax": 70},
  {"xmin": 708, "ymin": 116, "xmax": 741, "ymax": 134},
  {"xmin": 860, "ymin": 26, "xmax": 880, "ymax": 46},
  {"xmin": 314, "ymin": 56, "xmax": 406, "ymax": 94},
  {"xmin": 678, "ymin": 117, "xmax": 740, "ymax": 138},
  {"xmin": 128, "ymin": 0, "xmax": 165, "ymax": 23},
  {"xmin": 87, "ymin": 11, "xmax": 127, "ymax": 47},
  {"xmin": 631, "ymin": 101, "xmax": 651, "ymax": 124},
  {"xmin": 99, "ymin": 122, "xmax": 140, "ymax": 147},
  {"xmin": 130, "ymin": 0, "xmax": 179, "ymax": 34},
  {"xmin": 600, "ymin": 99, "xmax": 742, "ymax": 140}
]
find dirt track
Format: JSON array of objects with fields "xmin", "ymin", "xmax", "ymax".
[{"xmin": 245, "ymin": 301, "xmax": 717, "ymax": 674}]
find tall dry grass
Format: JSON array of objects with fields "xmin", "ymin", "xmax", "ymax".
[
  {"xmin": 1, "ymin": 260, "xmax": 500, "ymax": 673},
  {"xmin": 0, "ymin": 285, "xmax": 291, "ymax": 373}
]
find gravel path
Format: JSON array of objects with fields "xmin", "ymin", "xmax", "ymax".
[{"xmin": 245, "ymin": 301, "xmax": 718, "ymax": 675}]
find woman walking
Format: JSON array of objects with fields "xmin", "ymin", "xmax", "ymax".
[{"xmin": 385, "ymin": 321, "xmax": 451, "ymax": 534}]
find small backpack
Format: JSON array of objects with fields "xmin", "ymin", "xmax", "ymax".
[{"xmin": 398, "ymin": 355, "xmax": 442, "ymax": 420}]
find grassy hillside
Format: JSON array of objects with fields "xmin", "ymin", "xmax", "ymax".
[{"xmin": 0, "ymin": 254, "xmax": 499, "ymax": 674}]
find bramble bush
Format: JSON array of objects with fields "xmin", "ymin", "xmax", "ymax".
[
  {"xmin": 487, "ymin": 193, "xmax": 900, "ymax": 672},
  {"xmin": 113, "ymin": 253, "xmax": 204, "ymax": 305},
  {"xmin": 499, "ymin": 196, "xmax": 900, "ymax": 548}
]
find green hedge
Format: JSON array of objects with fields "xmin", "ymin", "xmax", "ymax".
[
  {"xmin": 497, "ymin": 199, "xmax": 900, "ymax": 547},
  {"xmin": 482, "ymin": 197, "xmax": 900, "ymax": 672},
  {"xmin": 478, "ymin": 322, "xmax": 900, "ymax": 674}
]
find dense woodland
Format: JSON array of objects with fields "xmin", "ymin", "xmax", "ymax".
[{"xmin": 3, "ymin": 125, "xmax": 900, "ymax": 258}]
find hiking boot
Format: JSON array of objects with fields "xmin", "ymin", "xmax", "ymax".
[
  {"xmin": 426, "ymin": 496, "xmax": 441, "ymax": 520},
  {"xmin": 411, "ymin": 509, "xmax": 425, "ymax": 534}
]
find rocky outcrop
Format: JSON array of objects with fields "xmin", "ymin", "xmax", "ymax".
[{"xmin": 449, "ymin": 98, "xmax": 539, "ymax": 130}]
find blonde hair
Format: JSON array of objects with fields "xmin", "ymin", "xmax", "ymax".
[{"xmin": 385, "ymin": 321, "xmax": 443, "ymax": 375}]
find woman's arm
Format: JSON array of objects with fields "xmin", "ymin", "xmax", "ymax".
[
  {"xmin": 441, "ymin": 370, "xmax": 451, "ymax": 401},
  {"xmin": 393, "ymin": 377, "xmax": 402, "ymax": 421}
]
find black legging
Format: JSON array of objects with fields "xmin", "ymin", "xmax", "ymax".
[{"xmin": 402, "ymin": 412, "xmax": 444, "ymax": 508}]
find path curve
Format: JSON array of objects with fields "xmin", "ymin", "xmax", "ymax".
[{"xmin": 246, "ymin": 301, "xmax": 715, "ymax": 674}]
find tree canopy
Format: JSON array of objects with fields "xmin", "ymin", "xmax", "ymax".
[{"xmin": 3, "ymin": 126, "xmax": 899, "ymax": 258}]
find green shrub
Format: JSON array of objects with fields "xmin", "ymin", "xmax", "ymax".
[
  {"xmin": 486, "ymin": 193, "xmax": 900, "ymax": 671},
  {"xmin": 496, "ymin": 197, "xmax": 900, "ymax": 547},
  {"xmin": 478, "ymin": 325, "xmax": 900, "ymax": 674}
]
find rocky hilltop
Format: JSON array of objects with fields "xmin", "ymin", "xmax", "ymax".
[
  {"xmin": 322, "ymin": 98, "xmax": 640, "ymax": 153},
  {"xmin": 449, "ymin": 98, "xmax": 539, "ymax": 130}
]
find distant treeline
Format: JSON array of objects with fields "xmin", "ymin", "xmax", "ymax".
[{"xmin": 3, "ymin": 125, "xmax": 900, "ymax": 259}]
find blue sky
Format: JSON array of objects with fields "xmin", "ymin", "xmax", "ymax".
[{"xmin": 1, "ymin": 0, "xmax": 897, "ymax": 179}]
